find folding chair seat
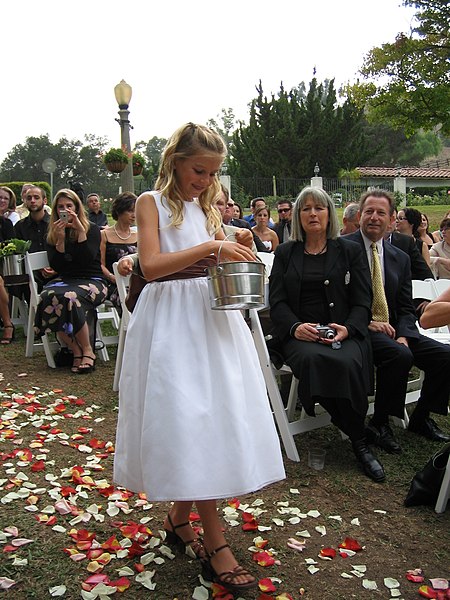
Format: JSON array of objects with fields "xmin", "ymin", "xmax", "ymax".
[
  {"xmin": 112, "ymin": 262, "xmax": 131, "ymax": 391},
  {"xmin": 24, "ymin": 251, "xmax": 58, "ymax": 368}
]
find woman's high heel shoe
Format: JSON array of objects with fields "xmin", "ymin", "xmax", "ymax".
[
  {"xmin": 1, "ymin": 325, "xmax": 15, "ymax": 345},
  {"xmin": 71, "ymin": 355, "xmax": 83, "ymax": 373},
  {"xmin": 164, "ymin": 514, "xmax": 206, "ymax": 561},
  {"xmin": 77, "ymin": 354, "xmax": 96, "ymax": 374},
  {"xmin": 202, "ymin": 544, "xmax": 257, "ymax": 593}
]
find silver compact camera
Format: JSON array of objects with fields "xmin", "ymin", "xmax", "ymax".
[
  {"xmin": 316, "ymin": 325, "xmax": 341, "ymax": 349},
  {"xmin": 316, "ymin": 325, "xmax": 336, "ymax": 340}
]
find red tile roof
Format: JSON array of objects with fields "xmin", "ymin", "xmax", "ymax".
[{"xmin": 357, "ymin": 166, "xmax": 450, "ymax": 179}]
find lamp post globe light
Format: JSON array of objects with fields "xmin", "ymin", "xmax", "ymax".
[{"xmin": 114, "ymin": 79, "xmax": 134, "ymax": 194}]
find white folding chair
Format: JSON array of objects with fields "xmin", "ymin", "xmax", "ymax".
[
  {"xmin": 10, "ymin": 295, "xmax": 29, "ymax": 334},
  {"xmin": 249, "ymin": 308, "xmax": 336, "ymax": 462},
  {"xmin": 435, "ymin": 446, "xmax": 450, "ymax": 513},
  {"xmin": 24, "ymin": 251, "xmax": 58, "ymax": 368},
  {"xmin": 95, "ymin": 301, "xmax": 120, "ymax": 362},
  {"xmin": 112, "ymin": 262, "xmax": 131, "ymax": 392}
]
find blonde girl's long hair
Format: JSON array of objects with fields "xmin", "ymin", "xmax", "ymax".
[
  {"xmin": 155, "ymin": 123, "xmax": 226, "ymax": 234},
  {"xmin": 47, "ymin": 189, "xmax": 91, "ymax": 245}
]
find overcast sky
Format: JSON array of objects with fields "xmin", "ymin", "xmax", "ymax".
[{"xmin": 1, "ymin": 0, "xmax": 415, "ymax": 163}]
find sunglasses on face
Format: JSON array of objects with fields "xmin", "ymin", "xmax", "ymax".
[
  {"xmin": 278, "ymin": 208, "xmax": 290, "ymax": 214},
  {"xmin": 226, "ymin": 203, "xmax": 234, "ymax": 207},
  {"xmin": 396, "ymin": 216, "xmax": 407, "ymax": 221}
]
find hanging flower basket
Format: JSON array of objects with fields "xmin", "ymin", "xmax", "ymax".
[
  {"xmin": 132, "ymin": 152, "xmax": 146, "ymax": 176},
  {"xmin": 103, "ymin": 148, "xmax": 129, "ymax": 174},
  {"xmin": 106, "ymin": 161, "xmax": 128, "ymax": 174}
]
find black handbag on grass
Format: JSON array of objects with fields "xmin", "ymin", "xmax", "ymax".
[{"xmin": 404, "ymin": 442, "xmax": 450, "ymax": 507}]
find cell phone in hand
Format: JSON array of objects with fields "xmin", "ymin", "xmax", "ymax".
[{"xmin": 59, "ymin": 210, "xmax": 69, "ymax": 223}]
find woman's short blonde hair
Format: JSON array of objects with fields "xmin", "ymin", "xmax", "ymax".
[
  {"xmin": 47, "ymin": 188, "xmax": 90, "ymax": 245},
  {"xmin": 155, "ymin": 123, "xmax": 226, "ymax": 234},
  {"xmin": 290, "ymin": 187, "xmax": 340, "ymax": 242}
]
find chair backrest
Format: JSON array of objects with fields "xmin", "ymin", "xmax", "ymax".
[
  {"xmin": 412, "ymin": 278, "xmax": 437, "ymax": 302},
  {"xmin": 112, "ymin": 262, "xmax": 131, "ymax": 326},
  {"xmin": 256, "ymin": 252, "xmax": 275, "ymax": 276},
  {"xmin": 432, "ymin": 279, "xmax": 450, "ymax": 296},
  {"xmin": 25, "ymin": 251, "xmax": 50, "ymax": 307}
]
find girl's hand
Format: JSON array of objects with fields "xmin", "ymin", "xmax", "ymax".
[
  {"xmin": 214, "ymin": 240, "xmax": 256, "ymax": 262},
  {"xmin": 117, "ymin": 256, "xmax": 134, "ymax": 276}
]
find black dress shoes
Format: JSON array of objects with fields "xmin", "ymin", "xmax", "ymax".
[
  {"xmin": 408, "ymin": 416, "xmax": 450, "ymax": 442},
  {"xmin": 352, "ymin": 440, "xmax": 386, "ymax": 483},
  {"xmin": 365, "ymin": 422, "xmax": 402, "ymax": 454}
]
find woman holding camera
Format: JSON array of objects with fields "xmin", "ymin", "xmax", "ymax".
[
  {"xmin": 34, "ymin": 189, "xmax": 107, "ymax": 374},
  {"xmin": 269, "ymin": 187, "xmax": 385, "ymax": 482}
]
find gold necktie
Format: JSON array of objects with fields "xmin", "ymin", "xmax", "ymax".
[{"xmin": 371, "ymin": 242, "xmax": 389, "ymax": 322}]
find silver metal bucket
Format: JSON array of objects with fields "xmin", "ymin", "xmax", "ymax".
[
  {"xmin": 1, "ymin": 254, "xmax": 26, "ymax": 277},
  {"xmin": 207, "ymin": 260, "xmax": 266, "ymax": 310}
]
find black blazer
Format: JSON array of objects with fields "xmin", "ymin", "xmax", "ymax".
[
  {"xmin": 269, "ymin": 237, "xmax": 372, "ymax": 342},
  {"xmin": 346, "ymin": 230, "xmax": 420, "ymax": 340},
  {"xmin": 390, "ymin": 231, "xmax": 433, "ymax": 280}
]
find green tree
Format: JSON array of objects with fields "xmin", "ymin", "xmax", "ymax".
[
  {"xmin": 0, "ymin": 133, "xmax": 110, "ymax": 197},
  {"xmin": 346, "ymin": 0, "xmax": 450, "ymax": 135},
  {"xmin": 134, "ymin": 136, "xmax": 167, "ymax": 185},
  {"xmin": 229, "ymin": 79, "xmax": 371, "ymax": 179}
]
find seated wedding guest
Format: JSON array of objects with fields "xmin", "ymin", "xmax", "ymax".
[
  {"xmin": 270, "ymin": 187, "xmax": 385, "ymax": 482},
  {"xmin": 34, "ymin": 189, "xmax": 107, "ymax": 374},
  {"xmin": 430, "ymin": 218, "xmax": 450, "ymax": 279},
  {"xmin": 395, "ymin": 207, "xmax": 431, "ymax": 266},
  {"xmin": 87, "ymin": 193, "xmax": 108, "ymax": 229},
  {"xmin": 252, "ymin": 206, "xmax": 279, "ymax": 252},
  {"xmin": 14, "ymin": 186, "xmax": 51, "ymax": 253},
  {"xmin": 347, "ymin": 189, "xmax": 450, "ymax": 450},
  {"xmin": 0, "ymin": 186, "xmax": 20, "ymax": 225},
  {"xmin": 273, "ymin": 199, "xmax": 293, "ymax": 243},
  {"xmin": 16, "ymin": 184, "xmax": 52, "ymax": 219},
  {"xmin": 244, "ymin": 197, "xmax": 275, "ymax": 228},
  {"xmin": 340, "ymin": 203, "xmax": 360, "ymax": 235},
  {"xmin": 418, "ymin": 213, "xmax": 435, "ymax": 249},
  {"xmin": 216, "ymin": 187, "xmax": 267, "ymax": 252},
  {"xmin": 431, "ymin": 210, "xmax": 450, "ymax": 243},
  {"xmin": 233, "ymin": 203, "xmax": 243, "ymax": 219},
  {"xmin": 100, "ymin": 192, "xmax": 137, "ymax": 311},
  {"xmin": 420, "ymin": 285, "xmax": 450, "ymax": 329},
  {"xmin": 0, "ymin": 215, "xmax": 15, "ymax": 343}
]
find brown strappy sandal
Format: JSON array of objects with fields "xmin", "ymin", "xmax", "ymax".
[
  {"xmin": 164, "ymin": 513, "xmax": 206, "ymax": 561},
  {"xmin": 202, "ymin": 543, "xmax": 257, "ymax": 593}
]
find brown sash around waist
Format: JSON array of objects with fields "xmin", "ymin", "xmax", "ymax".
[{"xmin": 154, "ymin": 256, "xmax": 217, "ymax": 282}]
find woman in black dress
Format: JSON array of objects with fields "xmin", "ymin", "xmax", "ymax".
[
  {"xmin": 35, "ymin": 189, "xmax": 107, "ymax": 373},
  {"xmin": 100, "ymin": 192, "xmax": 137, "ymax": 313},
  {"xmin": 270, "ymin": 187, "xmax": 384, "ymax": 482}
]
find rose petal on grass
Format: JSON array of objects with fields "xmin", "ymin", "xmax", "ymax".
[
  {"xmin": 339, "ymin": 537, "xmax": 362, "ymax": 551},
  {"xmin": 307, "ymin": 565, "xmax": 319, "ymax": 574},
  {"xmin": 429, "ymin": 579, "xmax": 449, "ymax": 590},
  {"xmin": 384, "ymin": 577, "xmax": 400, "ymax": 589},
  {"xmin": 49, "ymin": 585, "xmax": 67, "ymax": 596},
  {"xmin": 272, "ymin": 518, "xmax": 284, "ymax": 526},
  {"xmin": 258, "ymin": 578, "xmax": 276, "ymax": 592},
  {"xmin": 362, "ymin": 579, "xmax": 378, "ymax": 590},
  {"xmin": 0, "ymin": 577, "xmax": 16, "ymax": 589},
  {"xmin": 315, "ymin": 525, "xmax": 326, "ymax": 536},
  {"xmin": 350, "ymin": 518, "xmax": 360, "ymax": 526},
  {"xmin": 296, "ymin": 530, "xmax": 311, "ymax": 538},
  {"xmin": 192, "ymin": 586, "xmax": 209, "ymax": 600},
  {"xmin": 135, "ymin": 570, "xmax": 156, "ymax": 590},
  {"xmin": 341, "ymin": 572, "xmax": 353, "ymax": 578},
  {"xmin": 319, "ymin": 547, "xmax": 336, "ymax": 559},
  {"xmin": 11, "ymin": 537, "xmax": 34, "ymax": 547},
  {"xmin": 307, "ymin": 510, "xmax": 320, "ymax": 518}
]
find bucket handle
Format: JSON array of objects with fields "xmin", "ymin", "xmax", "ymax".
[{"xmin": 216, "ymin": 233, "xmax": 263, "ymax": 267}]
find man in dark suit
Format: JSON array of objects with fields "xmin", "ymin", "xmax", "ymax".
[
  {"xmin": 273, "ymin": 200, "xmax": 293, "ymax": 244},
  {"xmin": 347, "ymin": 189, "xmax": 450, "ymax": 453}
]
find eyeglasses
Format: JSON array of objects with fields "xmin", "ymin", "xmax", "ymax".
[
  {"xmin": 396, "ymin": 216, "xmax": 407, "ymax": 221},
  {"xmin": 226, "ymin": 203, "xmax": 234, "ymax": 207},
  {"xmin": 278, "ymin": 208, "xmax": 291, "ymax": 214}
]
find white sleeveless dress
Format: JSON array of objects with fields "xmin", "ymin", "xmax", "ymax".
[{"xmin": 113, "ymin": 192, "xmax": 285, "ymax": 501}]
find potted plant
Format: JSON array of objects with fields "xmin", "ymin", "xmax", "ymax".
[
  {"xmin": 132, "ymin": 152, "xmax": 146, "ymax": 176},
  {"xmin": 103, "ymin": 148, "xmax": 129, "ymax": 173},
  {"xmin": 0, "ymin": 238, "xmax": 32, "ymax": 285}
]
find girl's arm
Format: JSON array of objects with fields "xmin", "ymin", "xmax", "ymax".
[{"xmin": 137, "ymin": 193, "xmax": 255, "ymax": 281}]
